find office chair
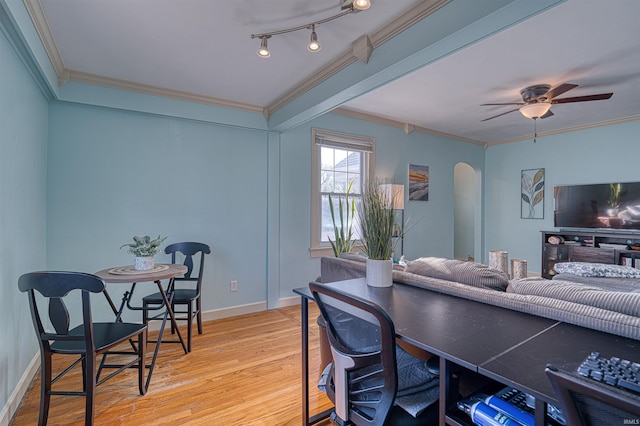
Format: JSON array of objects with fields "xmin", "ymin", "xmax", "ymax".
[
  {"xmin": 310, "ymin": 282, "xmax": 438, "ymax": 426},
  {"xmin": 545, "ymin": 364, "xmax": 640, "ymax": 425},
  {"xmin": 143, "ymin": 241, "xmax": 210, "ymax": 352},
  {"xmin": 18, "ymin": 271, "xmax": 147, "ymax": 426}
]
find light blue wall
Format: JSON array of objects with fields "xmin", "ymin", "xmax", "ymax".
[
  {"xmin": 0, "ymin": 25, "xmax": 48, "ymax": 417},
  {"xmin": 484, "ymin": 120, "xmax": 640, "ymax": 274},
  {"xmin": 46, "ymin": 103, "xmax": 270, "ymax": 322},
  {"xmin": 277, "ymin": 113, "xmax": 487, "ymax": 298}
]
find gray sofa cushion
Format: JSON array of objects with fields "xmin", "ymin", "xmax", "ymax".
[
  {"xmin": 552, "ymin": 273, "xmax": 640, "ymax": 293},
  {"xmin": 510, "ymin": 278, "xmax": 640, "ymax": 318},
  {"xmin": 405, "ymin": 257, "xmax": 509, "ymax": 291}
]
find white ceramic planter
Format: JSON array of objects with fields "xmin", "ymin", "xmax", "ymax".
[
  {"xmin": 134, "ymin": 256, "xmax": 155, "ymax": 271},
  {"xmin": 366, "ymin": 258, "xmax": 393, "ymax": 287}
]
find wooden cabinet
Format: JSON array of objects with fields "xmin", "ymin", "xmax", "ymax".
[{"xmin": 541, "ymin": 230, "xmax": 640, "ymax": 279}]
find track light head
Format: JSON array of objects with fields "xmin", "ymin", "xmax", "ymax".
[
  {"xmin": 353, "ymin": 0, "xmax": 371, "ymax": 10},
  {"xmin": 307, "ymin": 26, "xmax": 321, "ymax": 52},
  {"xmin": 257, "ymin": 36, "xmax": 270, "ymax": 58}
]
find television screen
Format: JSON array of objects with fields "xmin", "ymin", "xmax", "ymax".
[{"xmin": 554, "ymin": 182, "xmax": 640, "ymax": 231}]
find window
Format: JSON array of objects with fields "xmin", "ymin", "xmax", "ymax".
[{"xmin": 310, "ymin": 128, "xmax": 374, "ymax": 256}]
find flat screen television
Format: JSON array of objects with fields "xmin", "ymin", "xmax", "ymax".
[{"xmin": 553, "ymin": 182, "xmax": 640, "ymax": 231}]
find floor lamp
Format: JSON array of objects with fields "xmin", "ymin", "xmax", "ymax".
[{"xmin": 380, "ymin": 184, "xmax": 405, "ymax": 258}]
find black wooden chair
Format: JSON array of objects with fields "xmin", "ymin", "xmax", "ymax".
[
  {"xmin": 545, "ymin": 364, "xmax": 640, "ymax": 425},
  {"xmin": 310, "ymin": 282, "xmax": 438, "ymax": 426},
  {"xmin": 18, "ymin": 271, "xmax": 147, "ymax": 426},
  {"xmin": 142, "ymin": 241, "xmax": 211, "ymax": 352}
]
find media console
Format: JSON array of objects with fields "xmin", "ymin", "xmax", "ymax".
[{"xmin": 541, "ymin": 230, "xmax": 640, "ymax": 279}]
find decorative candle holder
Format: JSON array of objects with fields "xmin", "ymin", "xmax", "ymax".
[
  {"xmin": 511, "ymin": 259, "xmax": 528, "ymax": 279},
  {"xmin": 489, "ymin": 250, "xmax": 509, "ymax": 275}
]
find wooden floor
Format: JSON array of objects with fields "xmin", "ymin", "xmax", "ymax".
[{"xmin": 10, "ymin": 304, "xmax": 333, "ymax": 425}]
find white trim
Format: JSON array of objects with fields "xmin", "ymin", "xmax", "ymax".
[
  {"xmin": 0, "ymin": 353, "xmax": 39, "ymax": 426},
  {"xmin": 310, "ymin": 128, "xmax": 374, "ymax": 255},
  {"xmin": 145, "ymin": 301, "xmax": 268, "ymax": 332}
]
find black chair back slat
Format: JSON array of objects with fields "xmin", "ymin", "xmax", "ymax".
[{"xmin": 49, "ymin": 298, "xmax": 70, "ymax": 335}]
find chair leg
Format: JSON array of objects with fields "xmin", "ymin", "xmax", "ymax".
[
  {"xmin": 187, "ymin": 302, "xmax": 193, "ymax": 352},
  {"xmin": 139, "ymin": 329, "xmax": 147, "ymax": 395},
  {"xmin": 170, "ymin": 303, "xmax": 176, "ymax": 335},
  {"xmin": 196, "ymin": 297, "xmax": 203, "ymax": 335},
  {"xmin": 85, "ymin": 354, "xmax": 97, "ymax": 426},
  {"xmin": 143, "ymin": 301, "xmax": 148, "ymax": 326},
  {"xmin": 39, "ymin": 352, "xmax": 52, "ymax": 426}
]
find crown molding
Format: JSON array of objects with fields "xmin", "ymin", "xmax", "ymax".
[
  {"xmin": 489, "ymin": 115, "xmax": 640, "ymax": 146},
  {"xmin": 23, "ymin": 0, "xmax": 65, "ymax": 80},
  {"xmin": 266, "ymin": 0, "xmax": 451, "ymax": 116},
  {"xmin": 67, "ymin": 70, "xmax": 265, "ymax": 113},
  {"xmin": 333, "ymin": 107, "xmax": 484, "ymax": 146},
  {"xmin": 24, "ymin": 0, "xmax": 451, "ymax": 119}
]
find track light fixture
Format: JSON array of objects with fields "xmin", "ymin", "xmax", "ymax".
[
  {"xmin": 251, "ymin": 1, "xmax": 371, "ymax": 58},
  {"xmin": 257, "ymin": 36, "xmax": 271, "ymax": 58},
  {"xmin": 350, "ymin": 0, "xmax": 371, "ymax": 10},
  {"xmin": 307, "ymin": 25, "xmax": 321, "ymax": 52}
]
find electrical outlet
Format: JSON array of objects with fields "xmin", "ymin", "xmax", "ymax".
[{"xmin": 230, "ymin": 280, "xmax": 238, "ymax": 292}]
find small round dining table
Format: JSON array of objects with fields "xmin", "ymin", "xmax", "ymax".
[{"xmin": 95, "ymin": 263, "xmax": 188, "ymax": 391}]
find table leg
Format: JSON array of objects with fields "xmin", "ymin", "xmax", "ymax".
[
  {"xmin": 302, "ymin": 297, "xmax": 309, "ymax": 426},
  {"xmin": 300, "ymin": 296, "xmax": 332, "ymax": 426},
  {"xmin": 154, "ymin": 279, "xmax": 188, "ymax": 354}
]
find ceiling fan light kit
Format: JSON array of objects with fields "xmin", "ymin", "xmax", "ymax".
[
  {"xmin": 250, "ymin": 0, "xmax": 371, "ymax": 58},
  {"xmin": 519, "ymin": 102, "xmax": 551, "ymax": 119}
]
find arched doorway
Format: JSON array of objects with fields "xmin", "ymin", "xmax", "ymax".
[{"xmin": 454, "ymin": 163, "xmax": 480, "ymax": 261}]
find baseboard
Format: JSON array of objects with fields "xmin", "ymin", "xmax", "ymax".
[
  {"xmin": 146, "ymin": 300, "xmax": 269, "ymax": 332},
  {"xmin": 0, "ymin": 353, "xmax": 39, "ymax": 426},
  {"xmin": 278, "ymin": 295, "xmax": 303, "ymax": 308}
]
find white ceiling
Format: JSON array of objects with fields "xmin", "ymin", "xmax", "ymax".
[{"xmin": 32, "ymin": 0, "xmax": 640, "ymax": 145}]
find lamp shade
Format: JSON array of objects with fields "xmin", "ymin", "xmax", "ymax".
[
  {"xmin": 519, "ymin": 102, "xmax": 551, "ymax": 119},
  {"xmin": 379, "ymin": 184, "xmax": 404, "ymax": 210}
]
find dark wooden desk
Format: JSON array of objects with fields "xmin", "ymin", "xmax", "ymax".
[{"xmin": 295, "ymin": 278, "xmax": 639, "ymax": 426}]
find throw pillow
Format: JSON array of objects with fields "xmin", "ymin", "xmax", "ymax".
[
  {"xmin": 553, "ymin": 262, "xmax": 640, "ymax": 278},
  {"xmin": 405, "ymin": 257, "xmax": 509, "ymax": 291}
]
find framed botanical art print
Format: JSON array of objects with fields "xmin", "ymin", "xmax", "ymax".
[{"xmin": 521, "ymin": 168, "xmax": 544, "ymax": 219}]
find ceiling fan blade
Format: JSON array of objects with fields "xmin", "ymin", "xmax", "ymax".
[
  {"xmin": 481, "ymin": 108, "xmax": 520, "ymax": 122},
  {"xmin": 546, "ymin": 83, "xmax": 578, "ymax": 99},
  {"xmin": 480, "ymin": 102, "xmax": 524, "ymax": 106},
  {"xmin": 552, "ymin": 93, "xmax": 613, "ymax": 104},
  {"xmin": 540, "ymin": 110, "xmax": 554, "ymax": 119}
]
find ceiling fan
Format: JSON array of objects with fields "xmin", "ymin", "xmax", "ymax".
[{"xmin": 481, "ymin": 83, "xmax": 613, "ymax": 122}]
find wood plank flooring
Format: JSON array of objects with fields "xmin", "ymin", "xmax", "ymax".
[{"xmin": 10, "ymin": 304, "xmax": 333, "ymax": 425}]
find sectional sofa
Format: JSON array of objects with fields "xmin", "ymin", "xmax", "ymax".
[{"xmin": 319, "ymin": 254, "xmax": 640, "ymax": 341}]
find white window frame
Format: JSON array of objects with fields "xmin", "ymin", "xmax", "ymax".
[{"xmin": 310, "ymin": 128, "xmax": 375, "ymax": 257}]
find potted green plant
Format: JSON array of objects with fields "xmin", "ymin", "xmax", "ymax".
[
  {"xmin": 120, "ymin": 235, "xmax": 167, "ymax": 270},
  {"xmin": 328, "ymin": 180, "xmax": 356, "ymax": 257},
  {"xmin": 357, "ymin": 180, "xmax": 396, "ymax": 287}
]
